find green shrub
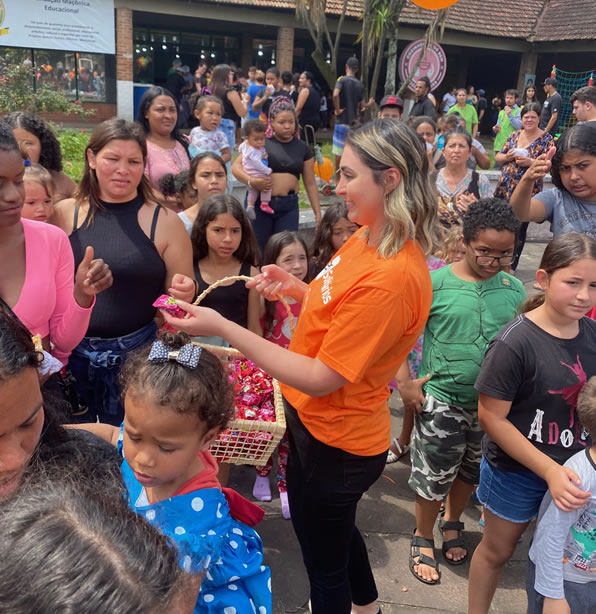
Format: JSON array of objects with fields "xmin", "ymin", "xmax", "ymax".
[
  {"xmin": 0, "ymin": 63, "xmax": 91, "ymax": 116},
  {"xmin": 57, "ymin": 129, "xmax": 90, "ymax": 183}
]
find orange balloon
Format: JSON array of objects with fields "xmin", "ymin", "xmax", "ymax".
[
  {"xmin": 411, "ymin": 0, "xmax": 460, "ymax": 8},
  {"xmin": 315, "ymin": 157, "xmax": 334, "ymax": 183}
]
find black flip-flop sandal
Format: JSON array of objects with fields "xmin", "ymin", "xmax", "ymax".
[
  {"xmin": 409, "ymin": 530, "xmax": 441, "ymax": 585},
  {"xmin": 439, "ymin": 519, "xmax": 469, "ymax": 566}
]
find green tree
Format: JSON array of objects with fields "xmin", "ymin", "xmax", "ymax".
[
  {"xmin": 295, "ymin": 0, "xmax": 350, "ymax": 90},
  {"xmin": 383, "ymin": 0, "xmax": 407, "ymax": 95},
  {"xmin": 359, "ymin": 0, "xmax": 407, "ymax": 101},
  {"xmin": 0, "ymin": 62, "xmax": 89, "ymax": 115}
]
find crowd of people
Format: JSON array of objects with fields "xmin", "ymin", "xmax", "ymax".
[{"xmin": 0, "ymin": 52, "xmax": 595, "ymax": 614}]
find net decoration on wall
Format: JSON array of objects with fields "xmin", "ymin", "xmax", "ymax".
[{"xmin": 549, "ymin": 65, "xmax": 596, "ymax": 131}]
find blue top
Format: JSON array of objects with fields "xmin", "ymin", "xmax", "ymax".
[
  {"xmin": 118, "ymin": 432, "xmax": 272, "ymax": 613},
  {"xmin": 247, "ymin": 83, "xmax": 263, "ymax": 119}
]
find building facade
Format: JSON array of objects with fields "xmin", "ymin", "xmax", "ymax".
[{"xmin": 2, "ymin": 0, "xmax": 594, "ymax": 124}]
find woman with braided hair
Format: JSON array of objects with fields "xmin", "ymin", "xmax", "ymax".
[{"xmin": 232, "ymin": 96, "xmax": 321, "ymax": 250}]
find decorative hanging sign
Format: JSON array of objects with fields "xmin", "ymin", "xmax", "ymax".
[{"xmin": 399, "ymin": 39, "xmax": 447, "ymax": 92}]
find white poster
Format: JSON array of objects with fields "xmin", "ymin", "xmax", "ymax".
[{"xmin": 0, "ymin": 0, "xmax": 115, "ymax": 53}]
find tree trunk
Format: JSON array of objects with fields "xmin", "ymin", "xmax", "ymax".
[
  {"xmin": 396, "ymin": 42, "xmax": 425, "ymax": 98},
  {"xmin": 384, "ymin": 25, "xmax": 399, "ymax": 95},
  {"xmin": 370, "ymin": 25, "xmax": 387, "ymax": 102},
  {"xmin": 360, "ymin": 0, "xmax": 371, "ymax": 97},
  {"xmin": 311, "ymin": 47, "xmax": 337, "ymax": 90},
  {"xmin": 383, "ymin": 0, "xmax": 406, "ymax": 95}
]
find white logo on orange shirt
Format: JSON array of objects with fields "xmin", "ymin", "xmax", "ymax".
[
  {"xmin": 317, "ymin": 255, "xmax": 340, "ymax": 304},
  {"xmin": 315, "ymin": 255, "xmax": 341, "ymax": 281}
]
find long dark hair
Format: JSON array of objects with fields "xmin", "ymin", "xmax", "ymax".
[
  {"xmin": 5, "ymin": 112, "xmax": 63, "ymax": 171},
  {"xmin": 76, "ymin": 119, "xmax": 157, "ymax": 224},
  {"xmin": 188, "ymin": 152, "xmax": 227, "ymax": 207},
  {"xmin": 0, "ymin": 302, "xmax": 42, "ymax": 385},
  {"xmin": 0, "ymin": 477, "xmax": 186, "ymax": 614},
  {"xmin": 522, "ymin": 83, "xmax": 540, "ymax": 105},
  {"xmin": 0, "ymin": 304, "xmax": 123, "ymax": 493},
  {"xmin": 521, "ymin": 233, "xmax": 596, "ymax": 312},
  {"xmin": 209, "ymin": 64, "xmax": 232, "ymax": 101},
  {"xmin": 311, "ymin": 202, "xmax": 352, "ymax": 276},
  {"xmin": 190, "ymin": 194, "xmax": 260, "ymax": 265},
  {"xmin": 136, "ymin": 86, "xmax": 189, "ymax": 152},
  {"xmin": 551, "ymin": 123, "xmax": 596, "ymax": 193},
  {"xmin": 262, "ymin": 231, "xmax": 309, "ymax": 335}
]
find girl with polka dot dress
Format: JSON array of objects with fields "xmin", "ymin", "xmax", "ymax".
[{"xmin": 73, "ymin": 331, "xmax": 272, "ymax": 614}]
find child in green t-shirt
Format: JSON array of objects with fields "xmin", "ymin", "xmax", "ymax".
[
  {"xmin": 493, "ymin": 89, "xmax": 522, "ymax": 154},
  {"xmin": 402, "ymin": 198, "xmax": 526, "ymax": 586}
]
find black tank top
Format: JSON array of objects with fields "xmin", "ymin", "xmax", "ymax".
[
  {"xmin": 301, "ymin": 86, "xmax": 321, "ymax": 127},
  {"xmin": 195, "ymin": 261, "xmax": 251, "ymax": 328},
  {"xmin": 69, "ymin": 194, "xmax": 167, "ymax": 338},
  {"xmin": 222, "ymin": 88, "xmax": 240, "ymax": 125}
]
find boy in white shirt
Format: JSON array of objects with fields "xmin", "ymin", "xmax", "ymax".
[{"xmin": 527, "ymin": 376, "xmax": 596, "ymax": 614}]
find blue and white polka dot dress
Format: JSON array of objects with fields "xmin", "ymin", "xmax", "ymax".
[{"xmin": 120, "ymin": 457, "xmax": 272, "ymax": 613}]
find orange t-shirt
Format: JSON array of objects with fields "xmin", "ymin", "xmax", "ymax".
[{"xmin": 281, "ymin": 228, "xmax": 432, "ymax": 456}]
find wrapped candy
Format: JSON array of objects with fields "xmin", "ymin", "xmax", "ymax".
[
  {"xmin": 153, "ymin": 295, "xmax": 187, "ymax": 318},
  {"xmin": 228, "ymin": 358, "xmax": 275, "ymax": 423},
  {"xmin": 211, "ymin": 358, "xmax": 278, "ymax": 462}
]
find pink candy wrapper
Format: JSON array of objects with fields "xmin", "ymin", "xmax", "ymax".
[{"xmin": 153, "ymin": 295, "xmax": 187, "ymax": 318}]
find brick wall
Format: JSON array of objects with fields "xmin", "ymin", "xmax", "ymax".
[
  {"xmin": 38, "ymin": 103, "xmax": 117, "ymax": 125},
  {"xmin": 116, "ymin": 7, "xmax": 133, "ymax": 82},
  {"xmin": 276, "ymin": 27, "xmax": 294, "ymax": 73}
]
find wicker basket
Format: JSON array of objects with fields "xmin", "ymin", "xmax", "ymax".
[{"xmin": 191, "ymin": 275, "xmax": 292, "ymax": 466}]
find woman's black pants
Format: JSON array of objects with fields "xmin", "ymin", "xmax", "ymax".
[{"xmin": 284, "ymin": 399, "xmax": 387, "ymax": 614}]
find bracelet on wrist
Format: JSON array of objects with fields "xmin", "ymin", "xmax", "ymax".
[{"xmin": 191, "ymin": 279, "xmax": 200, "ymax": 303}]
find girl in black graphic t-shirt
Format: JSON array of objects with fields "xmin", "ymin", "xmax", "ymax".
[{"xmin": 468, "ymin": 233, "xmax": 596, "ymax": 614}]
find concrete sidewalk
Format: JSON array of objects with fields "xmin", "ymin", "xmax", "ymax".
[{"xmin": 227, "ymin": 242, "xmax": 548, "ymax": 614}]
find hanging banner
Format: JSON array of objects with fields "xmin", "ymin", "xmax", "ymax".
[
  {"xmin": 399, "ymin": 39, "xmax": 447, "ymax": 92},
  {"xmin": 0, "ymin": 0, "xmax": 115, "ymax": 53}
]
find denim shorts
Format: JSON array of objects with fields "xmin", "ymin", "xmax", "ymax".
[
  {"xmin": 69, "ymin": 320, "xmax": 157, "ymax": 425},
  {"xmin": 476, "ymin": 457, "xmax": 548, "ymax": 523}
]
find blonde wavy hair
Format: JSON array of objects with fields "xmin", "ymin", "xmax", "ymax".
[
  {"xmin": 346, "ymin": 119, "xmax": 441, "ymax": 258},
  {"xmin": 24, "ymin": 163, "xmax": 54, "ymax": 199}
]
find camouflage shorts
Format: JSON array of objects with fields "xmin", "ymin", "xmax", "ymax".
[{"xmin": 408, "ymin": 394, "xmax": 483, "ymax": 501}]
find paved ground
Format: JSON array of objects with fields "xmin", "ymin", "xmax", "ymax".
[{"xmin": 226, "ymin": 241, "xmax": 549, "ymax": 614}]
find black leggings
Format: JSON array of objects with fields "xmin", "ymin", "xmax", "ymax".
[{"xmin": 284, "ymin": 399, "xmax": 387, "ymax": 614}]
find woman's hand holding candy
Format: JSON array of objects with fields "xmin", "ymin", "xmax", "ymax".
[{"xmin": 163, "ymin": 301, "xmax": 225, "ymax": 338}]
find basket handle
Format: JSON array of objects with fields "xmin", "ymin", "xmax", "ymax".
[{"xmin": 192, "ymin": 275, "xmax": 295, "ymax": 333}]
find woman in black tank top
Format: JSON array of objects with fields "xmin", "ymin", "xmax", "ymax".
[
  {"xmin": 295, "ymin": 72, "xmax": 321, "ymax": 138},
  {"xmin": 52, "ymin": 119, "xmax": 195, "ymax": 425}
]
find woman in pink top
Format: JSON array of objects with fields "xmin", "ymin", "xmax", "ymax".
[
  {"xmin": 137, "ymin": 86, "xmax": 190, "ymax": 192},
  {"xmin": 0, "ymin": 120, "xmax": 112, "ymax": 365}
]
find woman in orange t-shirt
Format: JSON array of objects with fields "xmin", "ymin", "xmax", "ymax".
[{"xmin": 165, "ymin": 119, "xmax": 440, "ymax": 614}]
